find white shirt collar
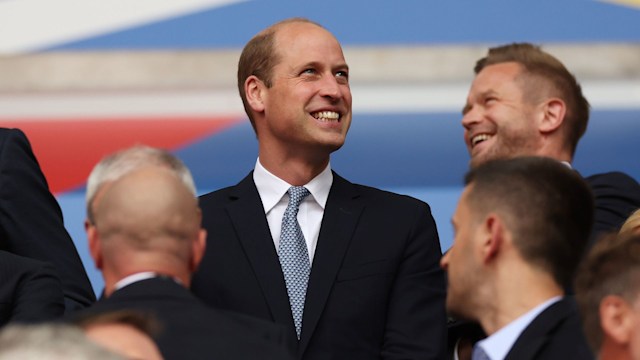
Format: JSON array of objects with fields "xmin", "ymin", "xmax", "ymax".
[
  {"xmin": 253, "ymin": 158, "xmax": 332, "ymax": 214},
  {"xmin": 113, "ymin": 271, "xmax": 158, "ymax": 291},
  {"xmin": 113, "ymin": 271, "xmax": 183, "ymax": 292},
  {"xmin": 477, "ymin": 296, "xmax": 562, "ymax": 360}
]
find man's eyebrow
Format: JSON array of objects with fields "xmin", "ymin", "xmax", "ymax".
[
  {"xmin": 462, "ymin": 90, "xmax": 498, "ymax": 115},
  {"xmin": 462, "ymin": 103, "xmax": 471, "ymax": 115},
  {"xmin": 335, "ymin": 63, "xmax": 349, "ymax": 71}
]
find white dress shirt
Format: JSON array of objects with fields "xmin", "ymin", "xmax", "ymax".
[
  {"xmin": 475, "ymin": 296, "xmax": 562, "ymax": 360},
  {"xmin": 253, "ymin": 158, "xmax": 332, "ymax": 263}
]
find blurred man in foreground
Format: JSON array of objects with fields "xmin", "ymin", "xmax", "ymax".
[
  {"xmin": 77, "ymin": 146, "xmax": 293, "ymax": 360},
  {"xmin": 442, "ymin": 157, "xmax": 594, "ymax": 360}
]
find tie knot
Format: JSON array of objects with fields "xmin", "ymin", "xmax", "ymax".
[{"xmin": 287, "ymin": 186, "xmax": 310, "ymax": 209}]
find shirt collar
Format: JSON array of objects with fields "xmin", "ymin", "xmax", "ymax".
[
  {"xmin": 113, "ymin": 272, "xmax": 184, "ymax": 293},
  {"xmin": 478, "ymin": 296, "xmax": 562, "ymax": 360},
  {"xmin": 114, "ymin": 272, "xmax": 158, "ymax": 291},
  {"xmin": 253, "ymin": 158, "xmax": 332, "ymax": 214}
]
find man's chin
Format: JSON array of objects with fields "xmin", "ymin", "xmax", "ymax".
[
  {"xmin": 446, "ymin": 298, "xmax": 473, "ymax": 321},
  {"xmin": 469, "ymin": 155, "xmax": 488, "ymax": 169},
  {"xmin": 469, "ymin": 151, "xmax": 512, "ymax": 169}
]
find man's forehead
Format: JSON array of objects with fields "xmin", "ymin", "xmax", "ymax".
[
  {"xmin": 275, "ymin": 22, "xmax": 339, "ymax": 50},
  {"xmin": 473, "ymin": 62, "xmax": 521, "ymax": 88}
]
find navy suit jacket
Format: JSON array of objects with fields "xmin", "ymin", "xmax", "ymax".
[
  {"xmin": 192, "ymin": 172, "xmax": 447, "ymax": 359},
  {"xmin": 0, "ymin": 250, "xmax": 65, "ymax": 326},
  {"xmin": 586, "ymin": 171, "xmax": 640, "ymax": 246},
  {"xmin": 76, "ymin": 277, "xmax": 294, "ymax": 360},
  {"xmin": 505, "ymin": 297, "xmax": 593, "ymax": 360},
  {"xmin": 0, "ymin": 128, "xmax": 95, "ymax": 311}
]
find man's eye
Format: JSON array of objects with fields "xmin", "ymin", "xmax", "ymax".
[
  {"xmin": 336, "ymin": 70, "xmax": 349, "ymax": 79},
  {"xmin": 485, "ymin": 97, "xmax": 497, "ymax": 104},
  {"xmin": 301, "ymin": 68, "xmax": 316, "ymax": 75}
]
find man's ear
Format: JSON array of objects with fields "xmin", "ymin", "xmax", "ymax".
[
  {"xmin": 481, "ymin": 214, "xmax": 504, "ymax": 263},
  {"xmin": 538, "ymin": 98, "xmax": 566, "ymax": 134},
  {"xmin": 86, "ymin": 220, "xmax": 103, "ymax": 270},
  {"xmin": 600, "ymin": 295, "xmax": 633, "ymax": 345},
  {"xmin": 245, "ymin": 75, "xmax": 266, "ymax": 113},
  {"xmin": 189, "ymin": 229, "xmax": 207, "ymax": 273}
]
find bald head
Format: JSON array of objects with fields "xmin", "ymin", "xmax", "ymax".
[
  {"xmin": 86, "ymin": 146, "xmax": 196, "ymax": 224},
  {"xmin": 93, "ymin": 166, "xmax": 201, "ymax": 254},
  {"xmin": 86, "ymin": 148, "xmax": 205, "ymax": 294}
]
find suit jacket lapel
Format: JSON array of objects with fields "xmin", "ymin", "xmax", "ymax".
[
  {"xmin": 226, "ymin": 174, "xmax": 294, "ymax": 329},
  {"xmin": 299, "ymin": 173, "xmax": 364, "ymax": 354},
  {"xmin": 505, "ymin": 298, "xmax": 571, "ymax": 360}
]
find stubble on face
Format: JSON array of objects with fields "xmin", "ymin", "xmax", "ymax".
[
  {"xmin": 444, "ymin": 188, "xmax": 483, "ymax": 321},
  {"xmin": 468, "ymin": 124, "xmax": 539, "ymax": 168}
]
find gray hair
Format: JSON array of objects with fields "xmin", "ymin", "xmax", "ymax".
[
  {"xmin": 86, "ymin": 145, "xmax": 196, "ymax": 222},
  {"xmin": 0, "ymin": 323, "xmax": 125, "ymax": 360}
]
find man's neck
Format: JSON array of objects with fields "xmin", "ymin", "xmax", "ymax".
[
  {"xmin": 103, "ymin": 266, "xmax": 189, "ymax": 297},
  {"xmin": 600, "ymin": 340, "xmax": 633, "ymax": 360},
  {"xmin": 258, "ymin": 154, "xmax": 330, "ymax": 186},
  {"xmin": 480, "ymin": 270, "xmax": 563, "ymax": 335},
  {"xmin": 533, "ymin": 142, "xmax": 573, "ymax": 164}
]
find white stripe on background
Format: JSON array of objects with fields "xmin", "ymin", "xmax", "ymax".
[
  {"xmin": 0, "ymin": 80, "xmax": 638, "ymax": 119},
  {"xmin": 0, "ymin": 0, "xmax": 245, "ymax": 54}
]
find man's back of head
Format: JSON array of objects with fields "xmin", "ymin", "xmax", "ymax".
[
  {"xmin": 464, "ymin": 155, "xmax": 594, "ymax": 289},
  {"xmin": 93, "ymin": 166, "xmax": 202, "ymax": 260},
  {"xmin": 575, "ymin": 231, "xmax": 640, "ymax": 360},
  {"xmin": 85, "ymin": 146, "xmax": 205, "ymax": 296},
  {"xmin": 442, "ymin": 156, "xmax": 594, "ymax": 333},
  {"xmin": 74, "ymin": 309, "xmax": 163, "ymax": 360}
]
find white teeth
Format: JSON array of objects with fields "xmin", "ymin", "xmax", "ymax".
[
  {"xmin": 472, "ymin": 134, "xmax": 492, "ymax": 146},
  {"xmin": 312, "ymin": 111, "xmax": 340, "ymax": 122}
]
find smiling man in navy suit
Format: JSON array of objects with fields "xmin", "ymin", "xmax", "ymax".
[{"xmin": 191, "ymin": 18, "xmax": 447, "ymax": 359}]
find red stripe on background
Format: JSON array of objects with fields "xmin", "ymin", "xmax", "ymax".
[{"xmin": 0, "ymin": 116, "xmax": 243, "ymax": 194}]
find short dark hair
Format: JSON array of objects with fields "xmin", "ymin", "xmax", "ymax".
[
  {"xmin": 474, "ymin": 43, "xmax": 590, "ymax": 157},
  {"xmin": 74, "ymin": 309, "xmax": 161, "ymax": 339},
  {"xmin": 237, "ymin": 17, "xmax": 323, "ymax": 132},
  {"xmin": 574, "ymin": 232, "xmax": 640, "ymax": 352},
  {"xmin": 464, "ymin": 156, "xmax": 594, "ymax": 288}
]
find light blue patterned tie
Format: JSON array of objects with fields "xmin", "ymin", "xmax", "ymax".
[{"xmin": 278, "ymin": 186, "xmax": 311, "ymax": 339}]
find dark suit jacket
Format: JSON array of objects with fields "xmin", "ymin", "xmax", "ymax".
[
  {"xmin": 0, "ymin": 128, "xmax": 95, "ymax": 311},
  {"xmin": 192, "ymin": 172, "xmax": 447, "ymax": 360},
  {"xmin": 504, "ymin": 297, "xmax": 593, "ymax": 360},
  {"xmin": 75, "ymin": 277, "xmax": 294, "ymax": 360},
  {"xmin": 0, "ymin": 250, "xmax": 65, "ymax": 326},
  {"xmin": 586, "ymin": 171, "xmax": 640, "ymax": 246}
]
